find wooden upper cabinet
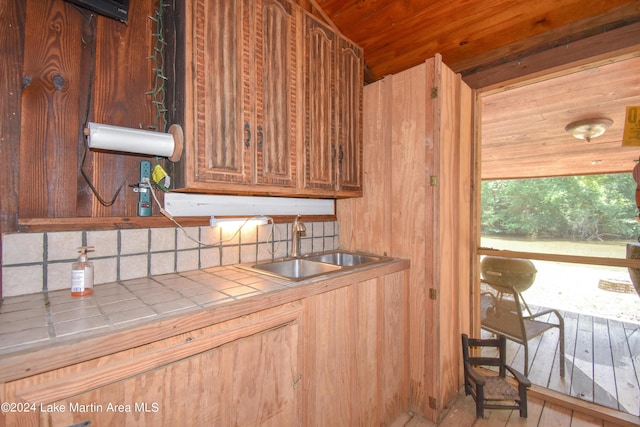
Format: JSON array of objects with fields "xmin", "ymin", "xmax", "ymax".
[
  {"xmin": 175, "ymin": 0, "xmax": 296, "ymax": 192},
  {"xmin": 254, "ymin": 0, "xmax": 298, "ymax": 188},
  {"xmin": 171, "ymin": 0, "xmax": 362, "ymax": 197},
  {"xmin": 302, "ymin": 15, "xmax": 337, "ymax": 193},
  {"xmin": 301, "ymin": 15, "xmax": 364, "ymax": 197},
  {"xmin": 188, "ymin": 0, "xmax": 251, "ymax": 186},
  {"xmin": 336, "ymin": 37, "xmax": 364, "ymax": 196}
]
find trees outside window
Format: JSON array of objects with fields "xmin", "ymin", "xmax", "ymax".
[{"xmin": 481, "ymin": 173, "xmax": 640, "ymax": 242}]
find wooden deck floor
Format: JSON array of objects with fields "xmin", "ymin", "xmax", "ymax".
[
  {"xmin": 480, "ymin": 308, "xmax": 640, "ymax": 417},
  {"xmin": 392, "ymin": 388, "xmax": 640, "ymax": 427},
  {"xmin": 390, "ymin": 306, "xmax": 640, "ymax": 427}
]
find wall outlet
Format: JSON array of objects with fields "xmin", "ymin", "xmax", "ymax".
[{"xmin": 138, "ymin": 160, "xmax": 152, "ymax": 216}]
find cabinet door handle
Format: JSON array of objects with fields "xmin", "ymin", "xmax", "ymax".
[
  {"xmin": 244, "ymin": 123, "xmax": 251, "ymax": 148},
  {"xmin": 338, "ymin": 146, "xmax": 344, "ymax": 163},
  {"xmin": 257, "ymin": 125, "xmax": 263, "ymax": 150}
]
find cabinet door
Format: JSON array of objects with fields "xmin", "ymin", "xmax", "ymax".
[
  {"xmin": 254, "ymin": 0, "xmax": 298, "ymax": 187},
  {"xmin": 302, "ymin": 16, "xmax": 337, "ymax": 192},
  {"xmin": 28, "ymin": 321, "xmax": 301, "ymax": 426},
  {"xmin": 336, "ymin": 37, "xmax": 364, "ymax": 195},
  {"xmin": 303, "ymin": 272, "xmax": 408, "ymax": 425},
  {"xmin": 188, "ymin": 0, "xmax": 253, "ymax": 185}
]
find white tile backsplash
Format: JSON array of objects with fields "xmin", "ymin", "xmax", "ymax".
[
  {"xmin": 120, "ymin": 229, "xmax": 149, "ymax": 254},
  {"xmin": 119, "ymin": 254, "xmax": 149, "ymax": 281},
  {"xmin": 2, "ymin": 233, "xmax": 43, "ymax": 264},
  {"xmin": 1, "ymin": 220, "xmax": 338, "ymax": 297},
  {"xmin": 257, "ymin": 223, "xmax": 274, "ymax": 243},
  {"xmin": 324, "ymin": 221, "xmax": 335, "ymax": 236},
  {"xmin": 46, "ymin": 262, "xmax": 72, "ymax": 292},
  {"xmin": 150, "ymin": 252, "xmax": 175, "ymax": 276},
  {"xmin": 2, "ymin": 265, "xmax": 43, "ymax": 297},
  {"xmin": 87, "ymin": 230, "xmax": 118, "ymax": 258},
  {"xmin": 176, "ymin": 227, "xmax": 200, "ymax": 250},
  {"xmin": 221, "ymin": 245, "xmax": 240, "ymax": 265},
  {"xmin": 93, "ymin": 257, "xmax": 118, "ymax": 284},
  {"xmin": 200, "ymin": 246, "xmax": 221, "ymax": 269},
  {"xmin": 300, "ymin": 238, "xmax": 313, "ymax": 256},
  {"xmin": 47, "ymin": 231, "xmax": 82, "ymax": 261},
  {"xmin": 220, "ymin": 226, "xmax": 240, "ymax": 245},
  {"xmin": 240, "ymin": 244, "xmax": 257, "ymax": 264},
  {"xmin": 311, "ymin": 222, "xmax": 323, "ymax": 237},
  {"xmin": 150, "ymin": 228, "xmax": 176, "ymax": 252},
  {"xmin": 198, "ymin": 227, "xmax": 220, "ymax": 247},
  {"xmin": 240, "ymin": 224, "xmax": 259, "ymax": 244},
  {"xmin": 257, "ymin": 242, "xmax": 273, "ymax": 261},
  {"xmin": 312, "ymin": 237, "xmax": 324, "ymax": 253},
  {"xmin": 176, "ymin": 249, "xmax": 199, "ymax": 272},
  {"xmin": 272, "ymin": 240, "xmax": 288, "ymax": 259}
]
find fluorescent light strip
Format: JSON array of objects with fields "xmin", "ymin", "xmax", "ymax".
[
  {"xmin": 164, "ymin": 193, "xmax": 335, "ymax": 217},
  {"xmin": 209, "ymin": 216, "xmax": 269, "ymax": 228}
]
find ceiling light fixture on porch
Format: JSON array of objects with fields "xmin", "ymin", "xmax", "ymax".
[{"xmin": 565, "ymin": 118, "xmax": 613, "ymax": 142}]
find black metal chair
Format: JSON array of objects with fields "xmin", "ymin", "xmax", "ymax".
[
  {"xmin": 461, "ymin": 333, "xmax": 531, "ymax": 418},
  {"xmin": 480, "ymin": 256, "xmax": 565, "ymax": 377}
]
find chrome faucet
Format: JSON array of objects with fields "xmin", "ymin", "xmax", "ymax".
[{"xmin": 290, "ymin": 215, "xmax": 307, "ymax": 258}]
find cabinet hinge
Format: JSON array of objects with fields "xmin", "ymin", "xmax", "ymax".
[
  {"xmin": 429, "ymin": 288, "xmax": 437, "ymax": 300},
  {"xmin": 429, "ymin": 396, "xmax": 438, "ymax": 409},
  {"xmin": 430, "ymin": 87, "xmax": 438, "ymax": 99},
  {"xmin": 430, "ymin": 175, "xmax": 438, "ymax": 186}
]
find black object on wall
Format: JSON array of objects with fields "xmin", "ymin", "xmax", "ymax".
[{"xmin": 65, "ymin": 0, "xmax": 129, "ymax": 23}]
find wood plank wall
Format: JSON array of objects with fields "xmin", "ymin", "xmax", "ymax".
[
  {"xmin": 0, "ymin": 0, "xmax": 334, "ymax": 298},
  {"xmin": 1, "ymin": 1, "xmax": 23, "ymax": 234},
  {"xmin": 337, "ymin": 56, "xmax": 476, "ymax": 423},
  {"xmin": 1, "ymin": 0, "xmax": 160, "ymax": 237},
  {"xmin": 0, "ymin": 0, "xmax": 331, "ymax": 239}
]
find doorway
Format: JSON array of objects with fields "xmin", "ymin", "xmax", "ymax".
[{"xmin": 478, "ymin": 56, "xmax": 640, "ymax": 415}]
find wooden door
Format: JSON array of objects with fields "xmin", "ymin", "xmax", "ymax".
[
  {"xmin": 336, "ymin": 55, "xmax": 475, "ymax": 422},
  {"xmin": 302, "ymin": 15, "xmax": 337, "ymax": 193},
  {"xmin": 254, "ymin": 0, "xmax": 298, "ymax": 187},
  {"xmin": 335, "ymin": 37, "xmax": 363, "ymax": 196},
  {"xmin": 187, "ymin": 0, "xmax": 253, "ymax": 185}
]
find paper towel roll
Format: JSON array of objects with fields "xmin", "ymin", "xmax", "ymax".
[{"xmin": 85, "ymin": 122, "xmax": 183, "ymax": 162}]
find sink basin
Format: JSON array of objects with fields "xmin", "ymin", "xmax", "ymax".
[
  {"xmin": 306, "ymin": 251, "xmax": 382, "ymax": 267},
  {"xmin": 239, "ymin": 251, "xmax": 390, "ymax": 282},
  {"xmin": 243, "ymin": 258, "xmax": 341, "ymax": 281}
]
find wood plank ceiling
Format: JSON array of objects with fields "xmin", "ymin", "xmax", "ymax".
[
  {"xmin": 311, "ymin": 0, "xmax": 640, "ymax": 179},
  {"xmin": 313, "ymin": 0, "xmax": 640, "ymax": 85},
  {"xmin": 481, "ymin": 56, "xmax": 640, "ymax": 179}
]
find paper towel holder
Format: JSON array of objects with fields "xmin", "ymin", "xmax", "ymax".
[
  {"xmin": 83, "ymin": 122, "xmax": 184, "ymax": 162},
  {"xmin": 166, "ymin": 124, "xmax": 184, "ymax": 162}
]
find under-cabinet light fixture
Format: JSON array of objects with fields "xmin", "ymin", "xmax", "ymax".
[
  {"xmin": 209, "ymin": 216, "xmax": 269, "ymax": 228},
  {"xmin": 164, "ymin": 193, "xmax": 335, "ymax": 217}
]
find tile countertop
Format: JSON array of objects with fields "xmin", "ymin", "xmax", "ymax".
[
  {"xmin": 0, "ymin": 258, "xmax": 409, "ymax": 360},
  {"xmin": 0, "ymin": 264, "xmax": 299, "ymax": 356}
]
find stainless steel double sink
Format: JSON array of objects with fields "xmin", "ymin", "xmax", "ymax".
[{"xmin": 238, "ymin": 251, "xmax": 390, "ymax": 281}]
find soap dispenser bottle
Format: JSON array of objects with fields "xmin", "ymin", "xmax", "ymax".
[{"xmin": 71, "ymin": 246, "xmax": 94, "ymax": 296}]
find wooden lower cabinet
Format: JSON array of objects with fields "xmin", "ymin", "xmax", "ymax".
[
  {"xmin": 2, "ymin": 267, "xmax": 408, "ymax": 426},
  {"xmin": 4, "ymin": 304, "xmax": 303, "ymax": 427},
  {"xmin": 303, "ymin": 270, "xmax": 408, "ymax": 426},
  {"xmin": 44, "ymin": 322, "xmax": 299, "ymax": 426}
]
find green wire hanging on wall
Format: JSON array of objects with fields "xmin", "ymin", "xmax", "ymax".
[
  {"xmin": 147, "ymin": 0, "xmax": 172, "ymax": 192},
  {"xmin": 147, "ymin": 0, "xmax": 168, "ymax": 133}
]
